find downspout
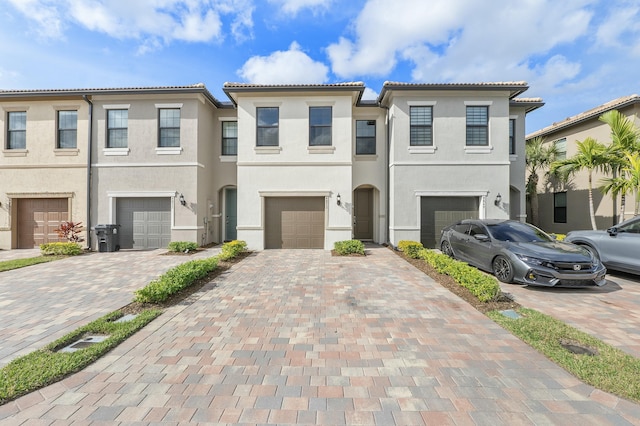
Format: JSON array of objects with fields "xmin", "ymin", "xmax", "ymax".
[
  {"xmin": 381, "ymin": 103, "xmax": 391, "ymax": 246},
  {"xmin": 82, "ymin": 95, "xmax": 93, "ymax": 250}
]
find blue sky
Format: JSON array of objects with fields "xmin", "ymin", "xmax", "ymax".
[{"xmin": 2, "ymin": 0, "xmax": 640, "ymax": 134}]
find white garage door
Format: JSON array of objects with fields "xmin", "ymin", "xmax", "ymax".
[{"xmin": 116, "ymin": 198, "xmax": 171, "ymax": 249}]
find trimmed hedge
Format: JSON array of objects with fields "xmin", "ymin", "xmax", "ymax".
[
  {"xmin": 219, "ymin": 240, "xmax": 248, "ymax": 260},
  {"xmin": 397, "ymin": 240, "xmax": 424, "ymax": 259},
  {"xmin": 40, "ymin": 242, "xmax": 83, "ymax": 256},
  {"xmin": 168, "ymin": 241, "xmax": 198, "ymax": 253},
  {"xmin": 334, "ymin": 240, "xmax": 365, "ymax": 255},
  {"xmin": 418, "ymin": 248, "xmax": 500, "ymax": 302},
  {"xmin": 134, "ymin": 257, "xmax": 219, "ymax": 303}
]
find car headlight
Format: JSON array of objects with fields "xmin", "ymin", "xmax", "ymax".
[{"xmin": 516, "ymin": 254, "xmax": 550, "ymax": 267}]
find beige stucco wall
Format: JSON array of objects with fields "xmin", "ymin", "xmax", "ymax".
[
  {"xmin": 0, "ymin": 98, "xmax": 90, "ymax": 249},
  {"xmin": 531, "ymin": 103, "xmax": 640, "ymax": 233}
]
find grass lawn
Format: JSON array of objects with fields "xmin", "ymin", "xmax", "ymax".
[{"xmin": 0, "ymin": 256, "xmax": 66, "ymax": 273}]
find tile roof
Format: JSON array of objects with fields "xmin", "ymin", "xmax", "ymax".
[
  {"xmin": 222, "ymin": 82, "xmax": 366, "ymax": 105},
  {"xmin": 527, "ymin": 94, "xmax": 640, "ymax": 139},
  {"xmin": 378, "ymin": 81, "xmax": 530, "ymax": 103}
]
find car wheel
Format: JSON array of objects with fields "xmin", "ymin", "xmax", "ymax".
[
  {"xmin": 493, "ymin": 255, "xmax": 515, "ymax": 283},
  {"xmin": 441, "ymin": 240, "xmax": 454, "ymax": 258},
  {"xmin": 580, "ymin": 244, "xmax": 600, "ymax": 261}
]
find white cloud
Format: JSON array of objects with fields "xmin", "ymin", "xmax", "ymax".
[
  {"xmin": 595, "ymin": 3, "xmax": 640, "ymax": 54},
  {"xmin": 268, "ymin": 0, "xmax": 332, "ymax": 15},
  {"xmin": 327, "ymin": 0, "xmax": 596, "ymax": 83},
  {"xmin": 238, "ymin": 41, "xmax": 329, "ymax": 84},
  {"xmin": 6, "ymin": 0, "xmax": 254, "ymax": 47}
]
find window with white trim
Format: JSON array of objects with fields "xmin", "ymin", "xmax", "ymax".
[
  {"xmin": 555, "ymin": 138, "xmax": 567, "ymax": 160},
  {"xmin": 466, "ymin": 106, "xmax": 488, "ymax": 146},
  {"xmin": 309, "ymin": 106, "xmax": 332, "ymax": 146},
  {"xmin": 222, "ymin": 121, "xmax": 237, "ymax": 155},
  {"xmin": 107, "ymin": 109, "xmax": 128, "ymax": 148},
  {"xmin": 356, "ymin": 120, "xmax": 376, "ymax": 154},
  {"xmin": 410, "ymin": 106, "xmax": 433, "ymax": 146},
  {"xmin": 158, "ymin": 108, "xmax": 180, "ymax": 147},
  {"xmin": 509, "ymin": 118, "xmax": 515, "ymax": 155},
  {"xmin": 6, "ymin": 111, "xmax": 26, "ymax": 149},
  {"xmin": 57, "ymin": 110, "xmax": 77, "ymax": 149},
  {"xmin": 256, "ymin": 107, "xmax": 279, "ymax": 146}
]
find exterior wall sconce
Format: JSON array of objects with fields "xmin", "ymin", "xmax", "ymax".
[
  {"xmin": 179, "ymin": 194, "xmax": 186, "ymax": 206},
  {"xmin": 336, "ymin": 193, "xmax": 341, "ymax": 206},
  {"xmin": 494, "ymin": 193, "xmax": 502, "ymax": 206}
]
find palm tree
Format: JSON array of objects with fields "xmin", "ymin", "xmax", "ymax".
[
  {"xmin": 526, "ymin": 136, "xmax": 558, "ymax": 227},
  {"xmin": 551, "ymin": 137, "xmax": 609, "ymax": 230},
  {"xmin": 599, "ymin": 110, "xmax": 640, "ymax": 223}
]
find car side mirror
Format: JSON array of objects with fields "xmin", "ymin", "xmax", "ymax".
[
  {"xmin": 474, "ymin": 233, "xmax": 490, "ymax": 242},
  {"xmin": 607, "ymin": 227, "xmax": 618, "ymax": 236}
]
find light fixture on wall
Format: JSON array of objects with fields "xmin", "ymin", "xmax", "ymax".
[
  {"xmin": 336, "ymin": 193, "xmax": 341, "ymax": 206},
  {"xmin": 494, "ymin": 193, "xmax": 502, "ymax": 206},
  {"xmin": 179, "ymin": 194, "xmax": 186, "ymax": 206}
]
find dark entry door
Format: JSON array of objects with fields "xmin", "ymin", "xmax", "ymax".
[{"xmin": 354, "ymin": 188, "xmax": 373, "ymax": 240}]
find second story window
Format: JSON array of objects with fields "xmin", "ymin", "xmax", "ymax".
[
  {"xmin": 257, "ymin": 107, "xmax": 279, "ymax": 146},
  {"xmin": 309, "ymin": 106, "xmax": 332, "ymax": 146},
  {"xmin": 410, "ymin": 106, "xmax": 433, "ymax": 146},
  {"xmin": 356, "ymin": 120, "xmax": 376, "ymax": 154},
  {"xmin": 57, "ymin": 110, "xmax": 77, "ymax": 149},
  {"xmin": 107, "ymin": 109, "xmax": 128, "ymax": 148},
  {"xmin": 509, "ymin": 118, "xmax": 515, "ymax": 155},
  {"xmin": 554, "ymin": 192, "xmax": 567, "ymax": 223},
  {"xmin": 158, "ymin": 108, "xmax": 180, "ymax": 147},
  {"xmin": 7, "ymin": 111, "xmax": 26, "ymax": 149},
  {"xmin": 222, "ymin": 121, "xmax": 238, "ymax": 155},
  {"xmin": 555, "ymin": 138, "xmax": 567, "ymax": 160},
  {"xmin": 466, "ymin": 106, "xmax": 488, "ymax": 146}
]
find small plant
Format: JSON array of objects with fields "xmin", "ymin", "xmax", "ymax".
[
  {"xmin": 134, "ymin": 257, "xmax": 219, "ymax": 303},
  {"xmin": 168, "ymin": 241, "xmax": 198, "ymax": 253},
  {"xmin": 419, "ymin": 248, "xmax": 500, "ymax": 302},
  {"xmin": 333, "ymin": 240, "xmax": 365, "ymax": 255},
  {"xmin": 54, "ymin": 221, "xmax": 85, "ymax": 243},
  {"xmin": 397, "ymin": 240, "xmax": 424, "ymax": 259},
  {"xmin": 40, "ymin": 242, "xmax": 83, "ymax": 256},
  {"xmin": 219, "ymin": 240, "xmax": 247, "ymax": 260}
]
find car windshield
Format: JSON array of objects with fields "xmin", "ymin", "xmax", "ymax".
[{"xmin": 486, "ymin": 222, "xmax": 553, "ymax": 243}]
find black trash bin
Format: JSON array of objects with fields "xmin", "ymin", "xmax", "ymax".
[{"xmin": 94, "ymin": 224, "xmax": 121, "ymax": 252}]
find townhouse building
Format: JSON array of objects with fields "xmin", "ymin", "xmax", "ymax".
[
  {"xmin": 526, "ymin": 95, "xmax": 640, "ymax": 234},
  {"xmin": 1, "ymin": 81, "xmax": 541, "ymax": 251}
]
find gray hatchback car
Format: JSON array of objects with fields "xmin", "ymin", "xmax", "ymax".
[
  {"xmin": 439, "ymin": 219, "xmax": 607, "ymax": 287},
  {"xmin": 564, "ymin": 215, "xmax": 640, "ymax": 275}
]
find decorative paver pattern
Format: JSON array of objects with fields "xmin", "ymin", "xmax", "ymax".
[
  {"xmin": 0, "ymin": 248, "xmax": 219, "ymax": 366},
  {"xmin": 1, "ymin": 247, "xmax": 639, "ymax": 424}
]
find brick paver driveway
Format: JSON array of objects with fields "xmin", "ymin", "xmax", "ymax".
[
  {"xmin": 0, "ymin": 248, "xmax": 218, "ymax": 366},
  {"xmin": 1, "ymin": 247, "xmax": 639, "ymax": 424}
]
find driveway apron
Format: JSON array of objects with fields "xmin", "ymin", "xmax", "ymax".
[
  {"xmin": 1, "ymin": 247, "xmax": 639, "ymax": 425},
  {"xmin": 0, "ymin": 248, "xmax": 219, "ymax": 367}
]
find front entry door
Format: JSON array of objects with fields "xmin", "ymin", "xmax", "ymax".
[
  {"xmin": 354, "ymin": 188, "xmax": 373, "ymax": 240},
  {"xmin": 225, "ymin": 188, "xmax": 237, "ymax": 241}
]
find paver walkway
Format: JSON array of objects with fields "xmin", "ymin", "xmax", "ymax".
[
  {"xmin": 0, "ymin": 248, "xmax": 219, "ymax": 366},
  {"xmin": 498, "ymin": 272, "xmax": 640, "ymax": 358},
  {"xmin": 1, "ymin": 247, "xmax": 638, "ymax": 425}
]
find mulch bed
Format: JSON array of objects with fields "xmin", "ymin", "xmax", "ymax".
[{"xmin": 393, "ymin": 248, "xmax": 520, "ymax": 314}]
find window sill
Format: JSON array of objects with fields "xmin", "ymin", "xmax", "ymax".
[
  {"xmin": 408, "ymin": 146, "xmax": 436, "ymax": 154},
  {"xmin": 2, "ymin": 149, "xmax": 28, "ymax": 157},
  {"xmin": 254, "ymin": 146, "xmax": 282, "ymax": 154},
  {"xmin": 54, "ymin": 148, "xmax": 79, "ymax": 156},
  {"xmin": 355, "ymin": 154, "xmax": 378, "ymax": 161},
  {"xmin": 307, "ymin": 146, "xmax": 335, "ymax": 154},
  {"xmin": 103, "ymin": 148, "xmax": 130, "ymax": 156},
  {"xmin": 219, "ymin": 155, "xmax": 237, "ymax": 162},
  {"xmin": 464, "ymin": 145, "xmax": 493, "ymax": 154},
  {"xmin": 509, "ymin": 154, "xmax": 517, "ymax": 161},
  {"xmin": 156, "ymin": 147, "xmax": 182, "ymax": 155}
]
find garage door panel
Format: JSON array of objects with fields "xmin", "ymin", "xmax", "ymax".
[
  {"xmin": 265, "ymin": 197, "xmax": 325, "ymax": 249},
  {"xmin": 117, "ymin": 198, "xmax": 171, "ymax": 250},
  {"xmin": 421, "ymin": 197, "xmax": 479, "ymax": 249},
  {"xmin": 17, "ymin": 198, "xmax": 69, "ymax": 248}
]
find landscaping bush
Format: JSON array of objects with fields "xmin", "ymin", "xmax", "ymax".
[
  {"xmin": 134, "ymin": 257, "xmax": 219, "ymax": 303},
  {"xmin": 219, "ymin": 240, "xmax": 248, "ymax": 260},
  {"xmin": 333, "ymin": 239, "xmax": 365, "ymax": 255},
  {"xmin": 550, "ymin": 233, "xmax": 566, "ymax": 241},
  {"xmin": 168, "ymin": 241, "xmax": 198, "ymax": 253},
  {"xmin": 54, "ymin": 221, "xmax": 84, "ymax": 243},
  {"xmin": 40, "ymin": 242, "xmax": 83, "ymax": 256},
  {"xmin": 419, "ymin": 248, "xmax": 500, "ymax": 302},
  {"xmin": 397, "ymin": 240, "xmax": 424, "ymax": 259}
]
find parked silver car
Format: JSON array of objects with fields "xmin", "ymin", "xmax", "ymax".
[
  {"xmin": 564, "ymin": 215, "xmax": 640, "ymax": 275},
  {"xmin": 439, "ymin": 219, "xmax": 607, "ymax": 287}
]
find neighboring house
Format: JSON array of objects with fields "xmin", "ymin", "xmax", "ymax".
[
  {"xmin": 526, "ymin": 95, "xmax": 640, "ymax": 234},
  {"xmin": 1, "ymin": 81, "xmax": 542, "ymax": 251},
  {"xmin": 379, "ymin": 82, "xmax": 543, "ymax": 248}
]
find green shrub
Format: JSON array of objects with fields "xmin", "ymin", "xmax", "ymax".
[
  {"xmin": 219, "ymin": 240, "xmax": 248, "ymax": 260},
  {"xmin": 333, "ymin": 240, "xmax": 365, "ymax": 255},
  {"xmin": 550, "ymin": 233, "xmax": 566, "ymax": 241},
  {"xmin": 168, "ymin": 241, "xmax": 199, "ymax": 253},
  {"xmin": 40, "ymin": 242, "xmax": 83, "ymax": 256},
  {"xmin": 418, "ymin": 248, "xmax": 500, "ymax": 302},
  {"xmin": 397, "ymin": 240, "xmax": 424, "ymax": 259},
  {"xmin": 134, "ymin": 257, "xmax": 218, "ymax": 303}
]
